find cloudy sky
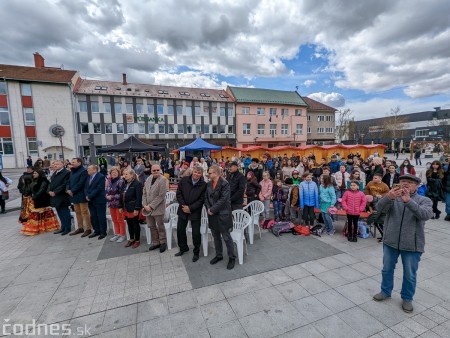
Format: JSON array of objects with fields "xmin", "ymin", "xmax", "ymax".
[{"xmin": 1, "ymin": 0, "xmax": 450, "ymax": 120}]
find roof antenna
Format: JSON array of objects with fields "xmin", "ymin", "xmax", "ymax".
[
  {"xmin": 295, "ymin": 86, "xmax": 299, "ymax": 91},
  {"xmin": 61, "ymin": 64, "xmax": 64, "ymax": 70}
]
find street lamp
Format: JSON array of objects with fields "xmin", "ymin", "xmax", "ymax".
[{"xmin": 360, "ymin": 133, "xmax": 365, "ymax": 145}]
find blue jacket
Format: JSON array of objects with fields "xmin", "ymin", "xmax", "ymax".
[
  {"xmin": 328, "ymin": 161, "xmax": 340, "ymax": 174},
  {"xmin": 300, "ymin": 181, "xmax": 319, "ymax": 209},
  {"xmin": 84, "ymin": 172, "xmax": 107, "ymax": 205},
  {"xmin": 319, "ymin": 185, "xmax": 337, "ymax": 213},
  {"xmin": 243, "ymin": 157, "xmax": 252, "ymax": 168},
  {"xmin": 66, "ymin": 166, "xmax": 88, "ymax": 204}
]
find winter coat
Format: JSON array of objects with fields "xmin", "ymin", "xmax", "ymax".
[
  {"xmin": 287, "ymin": 185, "xmax": 299, "ymax": 207},
  {"xmin": 245, "ymin": 165, "xmax": 262, "ymax": 182},
  {"xmin": 204, "ymin": 177, "xmax": 233, "ymax": 232},
  {"xmin": 333, "ymin": 171, "xmax": 350, "ymax": 190},
  {"xmin": 32, "ymin": 178, "xmax": 51, "ymax": 209},
  {"xmin": 400, "ymin": 165, "xmax": 416, "ymax": 176},
  {"xmin": 176, "ymin": 175, "xmax": 207, "ymax": 221},
  {"xmin": 119, "ymin": 179, "xmax": 143, "ymax": 213},
  {"xmin": 259, "ymin": 179, "xmax": 273, "ymax": 201},
  {"xmin": 426, "ymin": 172, "xmax": 445, "ymax": 201},
  {"xmin": 17, "ymin": 172, "xmax": 33, "ymax": 194},
  {"xmin": 272, "ymin": 185, "xmax": 284, "ymax": 202},
  {"xmin": 444, "ymin": 166, "xmax": 450, "ymax": 193},
  {"xmin": 66, "ymin": 165, "xmax": 88, "ymax": 204},
  {"xmin": 377, "ymin": 193, "xmax": 433, "ymax": 253},
  {"xmin": 142, "ymin": 174, "xmax": 168, "ymax": 216},
  {"xmin": 47, "ymin": 168, "xmax": 70, "ymax": 209},
  {"xmin": 342, "ymin": 190, "xmax": 366, "ymax": 216},
  {"xmin": 364, "ymin": 181, "xmax": 390, "ymax": 198},
  {"xmin": 282, "ymin": 166, "xmax": 294, "ymax": 180},
  {"xmin": 226, "ymin": 171, "xmax": 247, "ymax": 209},
  {"xmin": 245, "ymin": 179, "xmax": 261, "ymax": 199},
  {"xmin": 84, "ymin": 173, "xmax": 107, "ymax": 205},
  {"xmin": 382, "ymin": 172, "xmax": 400, "ymax": 189},
  {"xmin": 328, "ymin": 161, "xmax": 340, "ymax": 174},
  {"xmin": 106, "ymin": 177, "xmax": 125, "ymax": 209},
  {"xmin": 319, "ymin": 185, "xmax": 337, "ymax": 213},
  {"xmin": 299, "ymin": 181, "xmax": 319, "ymax": 208}
]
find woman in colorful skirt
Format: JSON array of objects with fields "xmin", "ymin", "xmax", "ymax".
[
  {"xmin": 21, "ymin": 170, "xmax": 60, "ymax": 235},
  {"xmin": 19, "ymin": 175, "xmax": 34, "ymax": 223}
]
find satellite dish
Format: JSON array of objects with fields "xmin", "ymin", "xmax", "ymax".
[{"xmin": 49, "ymin": 124, "xmax": 65, "ymax": 137}]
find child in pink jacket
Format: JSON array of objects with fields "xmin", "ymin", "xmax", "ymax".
[
  {"xmin": 342, "ymin": 180, "xmax": 367, "ymax": 242},
  {"xmin": 259, "ymin": 172, "xmax": 273, "ymax": 220}
]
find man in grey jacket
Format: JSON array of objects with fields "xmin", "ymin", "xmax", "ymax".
[{"xmin": 372, "ymin": 174, "xmax": 433, "ymax": 313}]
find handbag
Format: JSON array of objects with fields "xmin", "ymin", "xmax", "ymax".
[{"xmin": 2, "ymin": 191, "xmax": 9, "ymax": 200}]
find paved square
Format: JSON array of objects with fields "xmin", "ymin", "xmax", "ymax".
[{"xmin": 1, "ymin": 205, "xmax": 450, "ymax": 337}]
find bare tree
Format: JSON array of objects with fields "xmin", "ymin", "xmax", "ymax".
[
  {"xmin": 381, "ymin": 106, "xmax": 407, "ymax": 139},
  {"xmin": 336, "ymin": 108, "xmax": 353, "ymax": 142}
]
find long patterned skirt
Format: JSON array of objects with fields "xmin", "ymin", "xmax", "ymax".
[
  {"xmin": 19, "ymin": 196, "xmax": 32, "ymax": 223},
  {"xmin": 21, "ymin": 201, "xmax": 60, "ymax": 236}
]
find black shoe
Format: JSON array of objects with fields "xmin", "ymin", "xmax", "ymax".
[
  {"xmin": 445, "ymin": 215, "xmax": 450, "ymax": 221},
  {"xmin": 431, "ymin": 216, "xmax": 435, "ymax": 220},
  {"xmin": 347, "ymin": 236, "xmax": 352, "ymax": 242},
  {"xmin": 353, "ymin": 236, "xmax": 358, "ymax": 242},
  {"xmin": 53, "ymin": 230, "xmax": 63, "ymax": 234},
  {"xmin": 98, "ymin": 234, "xmax": 106, "ymax": 240},
  {"xmin": 435, "ymin": 212, "xmax": 441, "ymax": 219},
  {"xmin": 192, "ymin": 255, "xmax": 199, "ymax": 262},
  {"xmin": 61, "ymin": 231, "xmax": 70, "ymax": 236},
  {"xmin": 159, "ymin": 243, "xmax": 167, "ymax": 253},
  {"xmin": 149, "ymin": 244, "xmax": 160, "ymax": 251},
  {"xmin": 210, "ymin": 256, "xmax": 223, "ymax": 265},
  {"xmin": 88, "ymin": 232, "xmax": 99, "ymax": 238},
  {"xmin": 227, "ymin": 258, "xmax": 236, "ymax": 270},
  {"xmin": 175, "ymin": 249, "xmax": 189, "ymax": 257}
]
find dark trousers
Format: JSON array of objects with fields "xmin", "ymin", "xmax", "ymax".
[
  {"xmin": 177, "ymin": 217, "xmax": 201, "ymax": 254},
  {"xmin": 0, "ymin": 198, "xmax": 5, "ymax": 212},
  {"xmin": 211, "ymin": 228, "xmax": 236, "ymax": 259},
  {"xmin": 431, "ymin": 198, "xmax": 440, "ymax": 214},
  {"xmin": 88, "ymin": 203, "xmax": 107, "ymax": 235},
  {"xmin": 347, "ymin": 215, "xmax": 359, "ymax": 238},
  {"xmin": 302, "ymin": 206, "xmax": 315, "ymax": 226},
  {"xmin": 126, "ymin": 216, "xmax": 140, "ymax": 241},
  {"xmin": 57, "ymin": 206, "xmax": 72, "ymax": 233}
]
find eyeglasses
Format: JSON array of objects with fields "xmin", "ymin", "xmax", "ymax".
[{"xmin": 152, "ymin": 169, "xmax": 160, "ymax": 172}]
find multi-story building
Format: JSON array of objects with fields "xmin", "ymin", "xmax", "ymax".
[
  {"xmin": 74, "ymin": 77, "xmax": 236, "ymax": 158},
  {"xmin": 0, "ymin": 53, "xmax": 79, "ymax": 168},
  {"xmin": 303, "ymin": 97, "xmax": 337, "ymax": 145},
  {"xmin": 227, "ymin": 87, "xmax": 308, "ymax": 148}
]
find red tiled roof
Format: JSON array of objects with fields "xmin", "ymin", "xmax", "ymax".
[
  {"xmin": 0, "ymin": 64, "xmax": 77, "ymax": 83},
  {"xmin": 303, "ymin": 97, "xmax": 337, "ymax": 111}
]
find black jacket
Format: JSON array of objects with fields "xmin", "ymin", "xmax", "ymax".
[
  {"xmin": 382, "ymin": 172, "xmax": 400, "ymax": 189},
  {"xmin": 119, "ymin": 179, "xmax": 143, "ymax": 213},
  {"xmin": 245, "ymin": 179, "xmax": 261, "ymax": 198},
  {"xmin": 18, "ymin": 172, "xmax": 33, "ymax": 194},
  {"xmin": 444, "ymin": 167, "xmax": 450, "ymax": 194},
  {"xmin": 226, "ymin": 170, "xmax": 247, "ymax": 209},
  {"xmin": 205, "ymin": 177, "xmax": 232, "ymax": 232},
  {"xmin": 33, "ymin": 178, "xmax": 51, "ymax": 209},
  {"xmin": 176, "ymin": 175, "xmax": 207, "ymax": 220},
  {"xmin": 245, "ymin": 165, "xmax": 262, "ymax": 182},
  {"xmin": 47, "ymin": 168, "xmax": 70, "ymax": 208}
]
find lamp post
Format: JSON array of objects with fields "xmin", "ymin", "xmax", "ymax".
[{"xmin": 360, "ymin": 133, "xmax": 365, "ymax": 145}]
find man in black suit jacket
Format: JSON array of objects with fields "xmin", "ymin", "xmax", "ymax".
[
  {"xmin": 47, "ymin": 160, "xmax": 71, "ymax": 235},
  {"xmin": 226, "ymin": 161, "xmax": 247, "ymax": 211},
  {"xmin": 85, "ymin": 165, "xmax": 107, "ymax": 239}
]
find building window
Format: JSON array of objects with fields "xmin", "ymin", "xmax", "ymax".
[
  {"xmin": 212, "ymin": 125, "xmax": 218, "ymax": 134},
  {"xmin": 204, "ymin": 125, "xmax": 210, "ymax": 133},
  {"xmin": 185, "ymin": 106, "xmax": 193, "ymax": 116},
  {"xmin": 0, "ymin": 109, "xmax": 9, "ymax": 125},
  {"xmin": 187, "ymin": 125, "xmax": 193, "ymax": 133},
  {"xmin": 270, "ymin": 108, "xmax": 277, "ymax": 116},
  {"xmin": 105, "ymin": 123, "xmax": 113, "ymax": 133},
  {"xmin": 326, "ymin": 127, "xmax": 334, "ymax": 133},
  {"xmin": 257, "ymin": 124, "xmax": 265, "ymax": 135},
  {"xmin": 167, "ymin": 105, "xmax": 174, "ymax": 115},
  {"xmin": 281, "ymin": 124, "xmax": 288, "ymax": 135},
  {"xmin": 114, "ymin": 103, "xmax": 122, "ymax": 114},
  {"xmin": 307, "ymin": 115, "xmax": 311, "ymax": 121},
  {"xmin": 317, "ymin": 127, "xmax": 325, "ymax": 134},
  {"xmin": 212, "ymin": 106, "xmax": 218, "ymax": 114},
  {"xmin": 326, "ymin": 115, "xmax": 333, "ymax": 122},
  {"xmin": 80, "ymin": 123, "xmax": 89, "ymax": 133},
  {"xmin": 218, "ymin": 125, "xmax": 224, "ymax": 134},
  {"xmin": 242, "ymin": 107, "xmax": 250, "ymax": 115},
  {"xmin": 21, "ymin": 83, "xmax": 32, "ymax": 96},
  {"xmin": 91, "ymin": 101, "xmax": 99, "ymax": 113},
  {"xmin": 126, "ymin": 103, "xmax": 133, "ymax": 114},
  {"xmin": 93, "ymin": 123, "xmax": 101, "ymax": 133},
  {"xmin": 27, "ymin": 137, "xmax": 38, "ymax": 155},
  {"xmin": 257, "ymin": 108, "xmax": 265, "ymax": 115},
  {"xmin": 228, "ymin": 107, "xmax": 234, "ymax": 117},
  {"xmin": 281, "ymin": 108, "xmax": 289, "ymax": 117},
  {"xmin": 157, "ymin": 104, "xmax": 164, "ymax": 115},
  {"xmin": 79, "ymin": 101, "xmax": 87, "ymax": 112},
  {"xmin": 203, "ymin": 106, "xmax": 210, "ymax": 115},
  {"xmin": 178, "ymin": 125, "xmax": 184, "ymax": 133},
  {"xmin": 168, "ymin": 125, "xmax": 174, "ymax": 134},
  {"xmin": 159, "ymin": 124, "xmax": 165, "ymax": 134},
  {"xmin": 295, "ymin": 109, "xmax": 302, "ymax": 116},
  {"xmin": 116, "ymin": 123, "xmax": 124, "ymax": 133},
  {"xmin": 148, "ymin": 124, "xmax": 155, "ymax": 134},
  {"xmin": 176, "ymin": 105, "xmax": 183, "ymax": 115},
  {"xmin": 195, "ymin": 125, "xmax": 201, "ymax": 134},
  {"xmin": 415, "ymin": 129, "xmax": 429, "ymax": 137},
  {"xmin": 126, "ymin": 124, "xmax": 134, "ymax": 134},
  {"xmin": 22, "ymin": 108, "xmax": 35, "ymax": 126},
  {"xmin": 318, "ymin": 115, "xmax": 325, "ymax": 122},
  {"xmin": 104, "ymin": 103, "xmax": 111, "ymax": 113},
  {"xmin": 0, "ymin": 82, "xmax": 6, "ymax": 94},
  {"xmin": 228, "ymin": 126, "xmax": 233, "ymax": 134},
  {"xmin": 270, "ymin": 124, "xmax": 277, "ymax": 136},
  {"xmin": 136, "ymin": 103, "xmax": 143, "ymax": 115},
  {"xmin": 195, "ymin": 105, "xmax": 201, "ymax": 116},
  {"xmin": 138, "ymin": 123, "xmax": 145, "ymax": 134},
  {"xmin": 0, "ymin": 138, "xmax": 14, "ymax": 155},
  {"xmin": 307, "ymin": 127, "xmax": 311, "ymax": 134},
  {"xmin": 296, "ymin": 124, "xmax": 303, "ymax": 135},
  {"xmin": 220, "ymin": 107, "xmax": 226, "ymax": 116},
  {"xmin": 243, "ymin": 123, "xmax": 251, "ymax": 135},
  {"xmin": 148, "ymin": 104, "xmax": 155, "ymax": 115}
]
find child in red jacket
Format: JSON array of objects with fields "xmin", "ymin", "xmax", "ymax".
[{"xmin": 342, "ymin": 180, "xmax": 367, "ymax": 242}]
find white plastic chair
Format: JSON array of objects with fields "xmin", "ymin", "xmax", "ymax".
[
  {"xmin": 243, "ymin": 200, "xmax": 264, "ymax": 244},
  {"xmin": 231, "ymin": 209, "xmax": 252, "ymax": 265},
  {"xmin": 165, "ymin": 191, "xmax": 176, "ymax": 205},
  {"xmin": 164, "ymin": 203, "xmax": 179, "ymax": 250},
  {"xmin": 187, "ymin": 206, "xmax": 213, "ymax": 256}
]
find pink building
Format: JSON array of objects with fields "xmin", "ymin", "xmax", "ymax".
[{"xmin": 227, "ymin": 87, "xmax": 308, "ymax": 148}]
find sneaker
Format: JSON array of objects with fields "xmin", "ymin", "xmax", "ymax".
[
  {"xmin": 327, "ymin": 229, "xmax": 335, "ymax": 235},
  {"xmin": 402, "ymin": 300, "xmax": 413, "ymax": 313},
  {"xmin": 373, "ymin": 292, "xmax": 390, "ymax": 301},
  {"xmin": 116, "ymin": 236, "xmax": 125, "ymax": 243},
  {"xmin": 110, "ymin": 235, "xmax": 120, "ymax": 242}
]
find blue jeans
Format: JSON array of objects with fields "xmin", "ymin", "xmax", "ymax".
[
  {"xmin": 273, "ymin": 200, "xmax": 283, "ymax": 219},
  {"xmin": 446, "ymin": 192, "xmax": 450, "ymax": 215},
  {"xmin": 321, "ymin": 212, "xmax": 334, "ymax": 233},
  {"xmin": 56, "ymin": 206, "xmax": 72, "ymax": 233},
  {"xmin": 381, "ymin": 244, "xmax": 422, "ymax": 301}
]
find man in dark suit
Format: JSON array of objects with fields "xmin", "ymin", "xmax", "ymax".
[
  {"xmin": 226, "ymin": 161, "xmax": 247, "ymax": 211},
  {"xmin": 47, "ymin": 160, "xmax": 71, "ymax": 235},
  {"xmin": 85, "ymin": 165, "xmax": 107, "ymax": 239}
]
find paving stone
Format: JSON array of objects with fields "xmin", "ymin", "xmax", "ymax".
[
  {"xmin": 313, "ymin": 314, "xmax": 360, "ymax": 338},
  {"xmin": 194, "ymin": 285, "xmax": 225, "ymax": 305},
  {"xmin": 137, "ymin": 296, "xmax": 169, "ymax": 322},
  {"xmin": 38, "ymin": 300, "xmax": 79, "ymax": 324},
  {"xmin": 295, "ymin": 275, "xmax": 331, "ymax": 295},
  {"xmin": 69, "ymin": 311, "xmax": 105, "ymax": 337},
  {"xmin": 167, "ymin": 290, "xmax": 197, "ymax": 313},
  {"xmin": 335, "ymin": 282, "xmax": 374, "ymax": 305},
  {"xmin": 169, "ymin": 307, "xmax": 206, "ymax": 334},
  {"xmin": 338, "ymin": 306, "xmax": 387, "ymax": 337},
  {"xmin": 208, "ymin": 319, "xmax": 248, "ymax": 338},
  {"xmin": 275, "ymin": 281, "xmax": 310, "ymax": 302},
  {"xmin": 291, "ymin": 295, "xmax": 333, "ymax": 323},
  {"xmin": 239, "ymin": 311, "xmax": 281, "ymax": 338},
  {"xmin": 98, "ymin": 324, "xmax": 136, "ymax": 338},
  {"xmin": 261, "ymin": 269, "xmax": 293, "ymax": 285},
  {"xmin": 281, "ymin": 264, "xmax": 312, "ymax": 279},
  {"xmin": 315, "ymin": 289, "xmax": 356, "ymax": 313},
  {"xmin": 277, "ymin": 324, "xmax": 324, "ymax": 338},
  {"xmin": 102, "ymin": 304, "xmax": 137, "ymax": 331},
  {"xmin": 316, "ymin": 270, "xmax": 350, "ymax": 288},
  {"xmin": 431, "ymin": 320, "xmax": 450, "ymax": 337},
  {"xmin": 200, "ymin": 299, "xmax": 236, "ymax": 327}
]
